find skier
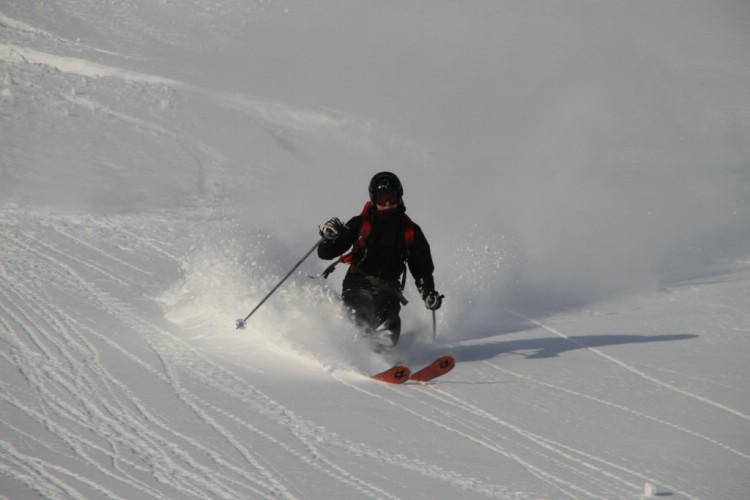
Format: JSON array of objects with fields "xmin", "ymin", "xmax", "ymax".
[{"xmin": 317, "ymin": 172, "xmax": 442, "ymax": 350}]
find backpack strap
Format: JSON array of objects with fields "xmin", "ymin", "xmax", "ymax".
[
  {"xmin": 340, "ymin": 202, "xmax": 374, "ymax": 265},
  {"xmin": 402, "ymin": 215, "xmax": 415, "ymax": 253}
]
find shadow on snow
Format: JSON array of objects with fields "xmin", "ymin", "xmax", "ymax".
[{"xmin": 446, "ymin": 333, "xmax": 698, "ymax": 363}]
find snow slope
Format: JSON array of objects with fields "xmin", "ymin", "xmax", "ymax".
[{"xmin": 2, "ymin": 1, "xmax": 750, "ymax": 498}]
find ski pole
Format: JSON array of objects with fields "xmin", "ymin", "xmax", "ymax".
[
  {"xmin": 236, "ymin": 238, "xmax": 323, "ymax": 330},
  {"xmin": 432, "ymin": 310, "xmax": 437, "ymax": 341},
  {"xmin": 431, "ymin": 294, "xmax": 444, "ymax": 341}
]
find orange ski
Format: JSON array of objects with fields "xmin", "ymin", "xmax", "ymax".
[
  {"xmin": 371, "ymin": 365, "xmax": 411, "ymax": 384},
  {"xmin": 409, "ymin": 355, "xmax": 455, "ymax": 383}
]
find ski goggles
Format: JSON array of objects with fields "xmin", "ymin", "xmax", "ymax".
[{"xmin": 374, "ymin": 190, "xmax": 400, "ymax": 206}]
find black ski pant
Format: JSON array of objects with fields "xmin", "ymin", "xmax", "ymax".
[{"xmin": 342, "ymin": 278, "xmax": 402, "ymax": 345}]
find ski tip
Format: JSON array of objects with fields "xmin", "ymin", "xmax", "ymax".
[
  {"xmin": 439, "ymin": 354, "xmax": 456, "ymax": 368},
  {"xmin": 235, "ymin": 319, "xmax": 246, "ymax": 330}
]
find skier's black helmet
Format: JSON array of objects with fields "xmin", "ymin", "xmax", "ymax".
[{"xmin": 368, "ymin": 172, "xmax": 403, "ymax": 205}]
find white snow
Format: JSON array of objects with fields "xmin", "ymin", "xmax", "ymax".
[{"xmin": 2, "ymin": 1, "xmax": 750, "ymax": 498}]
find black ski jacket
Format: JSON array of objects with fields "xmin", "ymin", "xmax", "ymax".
[{"xmin": 318, "ymin": 203, "xmax": 435, "ymax": 291}]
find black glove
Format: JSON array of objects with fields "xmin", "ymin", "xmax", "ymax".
[
  {"xmin": 319, "ymin": 217, "xmax": 346, "ymax": 241},
  {"xmin": 417, "ymin": 276, "xmax": 443, "ymax": 310},
  {"xmin": 422, "ymin": 290, "xmax": 443, "ymax": 310}
]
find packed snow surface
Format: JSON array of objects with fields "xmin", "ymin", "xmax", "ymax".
[{"xmin": 2, "ymin": 1, "xmax": 750, "ymax": 498}]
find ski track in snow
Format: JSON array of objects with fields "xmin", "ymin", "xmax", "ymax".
[
  {"xmin": 6, "ymin": 208, "xmax": 743, "ymax": 498},
  {"xmin": 333, "ymin": 374, "xmax": 584, "ymax": 498},
  {"xmin": 507, "ymin": 310, "xmax": 750, "ymax": 423},
  {"xmin": 0, "ymin": 214, "xmax": 295, "ymax": 498},
  {"xmin": 1, "ymin": 212, "xmax": 527, "ymax": 499},
  {"xmin": 485, "ymin": 362, "xmax": 750, "ymax": 464},
  {"xmin": 421, "ymin": 386, "xmax": 699, "ymax": 500},
  {"xmin": 332, "ymin": 373, "xmax": 663, "ymax": 500}
]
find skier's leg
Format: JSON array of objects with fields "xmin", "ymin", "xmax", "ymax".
[
  {"xmin": 373, "ymin": 291, "xmax": 401, "ymax": 346},
  {"xmin": 342, "ymin": 285, "xmax": 377, "ymax": 333},
  {"xmin": 387, "ymin": 315, "xmax": 401, "ymax": 346},
  {"xmin": 342, "ymin": 278, "xmax": 402, "ymax": 351}
]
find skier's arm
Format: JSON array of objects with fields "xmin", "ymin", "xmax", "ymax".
[
  {"xmin": 408, "ymin": 225, "xmax": 442, "ymax": 310},
  {"xmin": 407, "ymin": 224, "xmax": 435, "ymax": 285}
]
